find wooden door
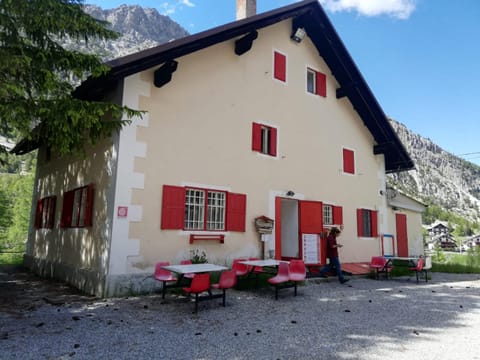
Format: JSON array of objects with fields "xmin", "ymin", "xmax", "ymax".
[{"xmin": 396, "ymin": 213, "xmax": 409, "ymax": 257}]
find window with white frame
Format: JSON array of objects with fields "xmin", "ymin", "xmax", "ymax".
[
  {"xmin": 261, "ymin": 126, "xmax": 271, "ymax": 154},
  {"xmin": 252, "ymin": 122, "xmax": 277, "ymax": 157},
  {"xmin": 35, "ymin": 196, "xmax": 56, "ymax": 229},
  {"xmin": 185, "ymin": 188, "xmax": 226, "ymax": 230},
  {"xmin": 307, "ymin": 68, "xmax": 316, "ymax": 94},
  {"xmin": 161, "ymin": 185, "xmax": 246, "ymax": 232},
  {"xmin": 61, "ymin": 184, "xmax": 94, "ymax": 228},
  {"xmin": 306, "ymin": 67, "xmax": 326, "ymax": 97},
  {"xmin": 362, "ymin": 209, "xmax": 372, "ymax": 236},
  {"xmin": 323, "ymin": 204, "xmax": 333, "ymax": 226},
  {"xmin": 357, "ymin": 208, "xmax": 378, "ymax": 237}
]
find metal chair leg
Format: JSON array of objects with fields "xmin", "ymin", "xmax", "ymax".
[{"xmin": 194, "ymin": 293, "xmax": 199, "ymax": 313}]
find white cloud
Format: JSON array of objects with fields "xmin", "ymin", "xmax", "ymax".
[
  {"xmin": 159, "ymin": 0, "xmax": 195, "ymax": 16},
  {"xmin": 319, "ymin": 0, "xmax": 416, "ymax": 19},
  {"xmin": 179, "ymin": 0, "xmax": 195, "ymax": 7},
  {"xmin": 160, "ymin": 2, "xmax": 175, "ymax": 15}
]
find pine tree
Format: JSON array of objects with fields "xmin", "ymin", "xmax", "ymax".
[{"xmin": 0, "ymin": 0, "xmax": 140, "ymax": 157}]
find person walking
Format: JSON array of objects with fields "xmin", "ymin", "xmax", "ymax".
[{"xmin": 319, "ymin": 227, "xmax": 349, "ymax": 284}]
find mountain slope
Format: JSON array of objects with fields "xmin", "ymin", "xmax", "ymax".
[
  {"xmin": 61, "ymin": 4, "xmax": 189, "ymax": 60},
  {"xmin": 388, "ymin": 120, "xmax": 480, "ymax": 222}
]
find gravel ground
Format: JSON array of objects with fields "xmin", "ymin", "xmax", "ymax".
[{"xmin": 1, "ymin": 269, "xmax": 480, "ymax": 360}]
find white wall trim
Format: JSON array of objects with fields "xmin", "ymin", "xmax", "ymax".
[{"xmin": 109, "ymin": 73, "xmax": 150, "ymax": 275}]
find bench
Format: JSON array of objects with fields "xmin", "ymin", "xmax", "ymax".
[{"xmin": 369, "ymin": 256, "xmax": 392, "ymax": 280}]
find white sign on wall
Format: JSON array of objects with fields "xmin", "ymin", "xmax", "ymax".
[{"xmin": 302, "ymin": 233, "xmax": 320, "ymax": 264}]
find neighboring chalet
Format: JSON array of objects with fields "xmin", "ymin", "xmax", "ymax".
[
  {"xmin": 426, "ymin": 220, "xmax": 450, "ymax": 236},
  {"xmin": 14, "ymin": 0, "xmax": 422, "ymax": 296},
  {"xmin": 464, "ymin": 234, "xmax": 480, "ymax": 250},
  {"xmin": 384, "ymin": 188, "xmax": 425, "ymax": 257},
  {"xmin": 425, "ymin": 220, "xmax": 456, "ymax": 250}
]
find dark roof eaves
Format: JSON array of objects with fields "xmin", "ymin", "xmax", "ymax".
[{"xmin": 104, "ymin": 1, "xmax": 316, "ymax": 80}]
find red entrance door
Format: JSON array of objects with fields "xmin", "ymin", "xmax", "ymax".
[
  {"xmin": 299, "ymin": 200, "xmax": 324, "ymax": 263},
  {"xmin": 274, "ymin": 198, "xmax": 324, "ymax": 261},
  {"xmin": 396, "ymin": 213, "xmax": 408, "ymax": 257}
]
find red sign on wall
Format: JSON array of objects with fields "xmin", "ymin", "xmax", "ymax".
[{"xmin": 117, "ymin": 206, "xmax": 128, "ymax": 218}]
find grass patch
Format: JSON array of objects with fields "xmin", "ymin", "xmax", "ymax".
[
  {"xmin": 0, "ymin": 252, "xmax": 24, "ymax": 265},
  {"xmin": 431, "ymin": 262, "xmax": 480, "ymax": 274},
  {"xmin": 431, "ymin": 248, "xmax": 480, "ymax": 274}
]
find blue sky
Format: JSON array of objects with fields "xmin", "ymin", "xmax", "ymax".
[{"xmin": 86, "ymin": 0, "xmax": 480, "ymax": 165}]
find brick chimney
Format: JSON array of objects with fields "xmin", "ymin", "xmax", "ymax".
[{"xmin": 236, "ymin": 0, "xmax": 256, "ymax": 20}]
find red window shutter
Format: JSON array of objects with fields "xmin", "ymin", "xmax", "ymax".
[
  {"xmin": 269, "ymin": 127, "xmax": 277, "ymax": 156},
  {"xmin": 34, "ymin": 199, "xmax": 43, "ymax": 228},
  {"xmin": 226, "ymin": 192, "xmax": 246, "ymax": 232},
  {"xmin": 371, "ymin": 210, "xmax": 379, "ymax": 237},
  {"xmin": 356, "ymin": 208, "xmax": 363, "ymax": 237},
  {"xmin": 299, "ymin": 200, "xmax": 323, "ymax": 234},
  {"xmin": 333, "ymin": 206, "xmax": 343, "ymax": 226},
  {"xmin": 316, "ymin": 71, "xmax": 327, "ymax": 97},
  {"xmin": 343, "ymin": 148, "xmax": 355, "ymax": 174},
  {"xmin": 84, "ymin": 184, "xmax": 94, "ymax": 227},
  {"xmin": 274, "ymin": 51, "xmax": 286, "ymax": 82},
  {"xmin": 61, "ymin": 190, "xmax": 75, "ymax": 228},
  {"xmin": 252, "ymin": 122, "xmax": 262, "ymax": 152},
  {"xmin": 47, "ymin": 197, "xmax": 56, "ymax": 229},
  {"xmin": 161, "ymin": 185, "xmax": 185, "ymax": 230}
]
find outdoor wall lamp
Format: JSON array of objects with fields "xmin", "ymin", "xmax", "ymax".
[
  {"xmin": 286, "ymin": 190, "xmax": 295, "ymax": 197},
  {"xmin": 291, "ymin": 27, "xmax": 306, "ymax": 43}
]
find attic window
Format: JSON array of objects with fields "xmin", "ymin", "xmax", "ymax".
[{"xmin": 307, "ymin": 68, "xmax": 326, "ymax": 97}]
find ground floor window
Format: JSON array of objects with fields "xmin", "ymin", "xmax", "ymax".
[
  {"xmin": 323, "ymin": 204, "xmax": 343, "ymax": 227},
  {"xmin": 162, "ymin": 185, "xmax": 246, "ymax": 232},
  {"xmin": 35, "ymin": 196, "xmax": 56, "ymax": 229},
  {"xmin": 61, "ymin": 184, "xmax": 94, "ymax": 228},
  {"xmin": 185, "ymin": 188, "xmax": 226, "ymax": 230},
  {"xmin": 357, "ymin": 208, "xmax": 378, "ymax": 237}
]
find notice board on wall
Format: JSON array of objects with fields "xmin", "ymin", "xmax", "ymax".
[{"xmin": 302, "ymin": 233, "xmax": 321, "ymax": 264}]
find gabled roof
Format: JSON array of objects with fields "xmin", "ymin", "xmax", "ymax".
[{"xmin": 24, "ymin": 0, "xmax": 415, "ymax": 172}]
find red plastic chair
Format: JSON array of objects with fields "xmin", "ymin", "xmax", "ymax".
[
  {"xmin": 267, "ymin": 262, "xmax": 290, "ymax": 300},
  {"xmin": 288, "ymin": 260, "xmax": 306, "ymax": 296},
  {"xmin": 211, "ymin": 270, "xmax": 237, "ymax": 307},
  {"xmin": 181, "ymin": 259, "xmax": 195, "ymax": 280},
  {"xmin": 369, "ymin": 256, "xmax": 392, "ymax": 280},
  {"xmin": 232, "ymin": 258, "xmax": 249, "ymax": 277},
  {"xmin": 154, "ymin": 262, "xmax": 178, "ymax": 299},
  {"xmin": 183, "ymin": 273, "xmax": 211, "ymax": 313},
  {"xmin": 409, "ymin": 257, "xmax": 424, "ymax": 283}
]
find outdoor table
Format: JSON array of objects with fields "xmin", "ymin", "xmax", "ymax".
[
  {"xmin": 162, "ymin": 263, "xmax": 228, "ymax": 275},
  {"xmin": 162, "ymin": 263, "xmax": 228, "ymax": 286},
  {"xmin": 238, "ymin": 259, "xmax": 285, "ymax": 268},
  {"xmin": 238, "ymin": 259, "xmax": 289, "ymax": 286},
  {"xmin": 385, "ymin": 256, "xmax": 420, "ymax": 268},
  {"xmin": 161, "ymin": 263, "xmax": 229, "ymax": 306}
]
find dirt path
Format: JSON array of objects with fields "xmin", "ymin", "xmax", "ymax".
[{"xmin": 0, "ymin": 265, "xmax": 95, "ymax": 316}]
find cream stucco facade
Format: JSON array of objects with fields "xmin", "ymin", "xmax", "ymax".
[{"xmin": 24, "ymin": 3, "xmax": 421, "ymax": 296}]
